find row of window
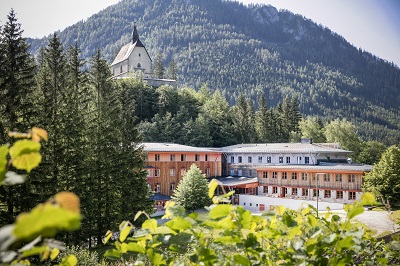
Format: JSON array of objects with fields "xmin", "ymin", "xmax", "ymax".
[
  {"xmin": 149, "ymin": 167, "xmax": 211, "ymax": 177},
  {"xmin": 262, "ymin": 172, "xmax": 357, "ymax": 182},
  {"xmin": 263, "ymin": 186, "xmax": 356, "ymax": 200},
  {"xmin": 153, "ymin": 182, "xmax": 176, "ymax": 193},
  {"xmin": 154, "ymin": 154, "xmax": 210, "ymax": 162},
  {"xmin": 230, "ymin": 155, "xmax": 310, "ymax": 164}
]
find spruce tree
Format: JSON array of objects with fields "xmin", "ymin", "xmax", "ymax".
[
  {"xmin": 167, "ymin": 57, "xmax": 178, "ymax": 80},
  {"xmin": 154, "ymin": 51, "xmax": 165, "ymax": 79},
  {"xmin": 172, "ymin": 164, "xmax": 211, "ymax": 211}
]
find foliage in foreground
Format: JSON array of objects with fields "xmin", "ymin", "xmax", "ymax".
[
  {"xmin": 104, "ymin": 182, "xmax": 400, "ymax": 265},
  {"xmin": 0, "ymin": 129, "xmax": 80, "ymax": 265}
]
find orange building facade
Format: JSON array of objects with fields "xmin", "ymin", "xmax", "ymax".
[{"xmin": 143, "ymin": 143, "xmax": 222, "ymax": 196}]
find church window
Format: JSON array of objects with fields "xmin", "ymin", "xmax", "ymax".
[
  {"xmin": 139, "ymin": 53, "xmax": 141, "ymax": 57},
  {"xmin": 137, "ymin": 63, "xmax": 141, "ymax": 68},
  {"xmin": 120, "ymin": 65, "xmax": 123, "ymax": 73}
]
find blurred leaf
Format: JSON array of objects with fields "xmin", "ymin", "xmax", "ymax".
[
  {"xmin": 346, "ymin": 205, "xmax": 364, "ymax": 220},
  {"xmin": 60, "ymin": 254, "xmax": 78, "ymax": 266},
  {"xmin": 2, "ymin": 171, "xmax": 26, "ymax": 186},
  {"xmin": 165, "ymin": 216, "xmax": 192, "ymax": 232},
  {"xmin": 103, "ymin": 230, "xmax": 113, "ymax": 244},
  {"xmin": 142, "ymin": 219, "xmax": 157, "ymax": 233},
  {"xmin": 21, "ymin": 246, "xmax": 48, "ymax": 258},
  {"xmin": 120, "ymin": 224, "xmax": 132, "ymax": 242},
  {"xmin": 9, "ymin": 140, "xmax": 41, "ymax": 172},
  {"xmin": 234, "ymin": 254, "xmax": 251, "ymax": 265},
  {"xmin": 104, "ymin": 249, "xmax": 122, "ymax": 259},
  {"xmin": 361, "ymin": 192, "xmax": 376, "ymax": 206},
  {"xmin": 208, "ymin": 179, "xmax": 219, "ymax": 199},
  {"xmin": 134, "ymin": 211, "xmax": 143, "ymax": 221},
  {"xmin": 209, "ymin": 204, "xmax": 231, "ymax": 219},
  {"xmin": 14, "ymin": 203, "xmax": 81, "ymax": 240},
  {"xmin": 0, "ymin": 144, "xmax": 9, "ymax": 183},
  {"xmin": 31, "ymin": 127, "xmax": 48, "ymax": 142},
  {"xmin": 275, "ymin": 205, "xmax": 285, "ymax": 216},
  {"xmin": 127, "ymin": 242, "xmax": 146, "ymax": 253},
  {"xmin": 50, "ymin": 247, "xmax": 59, "ymax": 260}
]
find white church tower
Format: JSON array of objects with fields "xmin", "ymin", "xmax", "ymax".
[{"xmin": 110, "ymin": 24, "xmax": 152, "ymax": 78}]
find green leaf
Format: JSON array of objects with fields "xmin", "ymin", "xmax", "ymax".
[
  {"xmin": 155, "ymin": 225, "xmax": 176, "ymax": 235},
  {"xmin": 361, "ymin": 192, "xmax": 376, "ymax": 205},
  {"xmin": 134, "ymin": 211, "xmax": 143, "ymax": 221},
  {"xmin": 209, "ymin": 204, "xmax": 231, "ymax": 219},
  {"xmin": 308, "ymin": 214, "xmax": 318, "ymax": 227},
  {"xmin": 119, "ymin": 223, "xmax": 132, "ymax": 242},
  {"xmin": 21, "ymin": 246, "xmax": 48, "ymax": 258},
  {"xmin": 346, "ymin": 204, "xmax": 364, "ymax": 220},
  {"xmin": 234, "ymin": 254, "xmax": 251, "ymax": 266},
  {"xmin": 0, "ymin": 144, "xmax": 9, "ymax": 183},
  {"xmin": 50, "ymin": 248, "xmax": 60, "ymax": 260},
  {"xmin": 127, "ymin": 241, "xmax": 146, "ymax": 253},
  {"xmin": 13, "ymin": 203, "xmax": 81, "ymax": 240},
  {"xmin": 165, "ymin": 216, "xmax": 192, "ymax": 232},
  {"xmin": 337, "ymin": 236, "xmax": 354, "ymax": 250},
  {"xmin": 104, "ymin": 249, "xmax": 122, "ymax": 259},
  {"xmin": 142, "ymin": 219, "xmax": 157, "ymax": 233},
  {"xmin": 9, "ymin": 140, "xmax": 42, "ymax": 172},
  {"xmin": 208, "ymin": 179, "xmax": 219, "ymax": 199},
  {"xmin": 146, "ymin": 248, "xmax": 166, "ymax": 265},
  {"xmin": 59, "ymin": 255, "xmax": 78, "ymax": 266}
]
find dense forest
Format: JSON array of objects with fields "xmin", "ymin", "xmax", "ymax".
[{"xmin": 25, "ymin": 0, "xmax": 400, "ymax": 145}]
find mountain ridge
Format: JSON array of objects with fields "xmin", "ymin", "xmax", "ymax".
[{"xmin": 26, "ymin": 0, "xmax": 400, "ymax": 144}]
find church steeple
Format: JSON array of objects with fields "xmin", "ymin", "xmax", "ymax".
[{"xmin": 132, "ymin": 23, "xmax": 139, "ymax": 44}]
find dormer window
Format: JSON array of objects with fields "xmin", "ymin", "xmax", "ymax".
[{"xmin": 137, "ymin": 63, "xmax": 141, "ymax": 68}]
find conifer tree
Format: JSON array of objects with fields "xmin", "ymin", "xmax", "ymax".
[
  {"xmin": 154, "ymin": 51, "xmax": 165, "ymax": 79},
  {"xmin": 167, "ymin": 57, "xmax": 178, "ymax": 80},
  {"xmin": 172, "ymin": 164, "xmax": 211, "ymax": 211}
]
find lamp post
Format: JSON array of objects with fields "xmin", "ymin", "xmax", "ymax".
[{"xmin": 315, "ymin": 173, "xmax": 327, "ymax": 218}]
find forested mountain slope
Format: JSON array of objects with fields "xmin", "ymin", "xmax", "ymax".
[{"xmin": 26, "ymin": 0, "xmax": 400, "ymax": 144}]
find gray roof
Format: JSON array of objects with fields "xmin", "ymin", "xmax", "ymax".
[
  {"xmin": 110, "ymin": 40, "xmax": 151, "ymax": 66},
  {"xmin": 256, "ymin": 163, "xmax": 372, "ymax": 172},
  {"xmin": 142, "ymin": 142, "xmax": 220, "ymax": 153},
  {"xmin": 218, "ymin": 143, "xmax": 351, "ymax": 154},
  {"xmin": 210, "ymin": 176, "xmax": 258, "ymax": 187}
]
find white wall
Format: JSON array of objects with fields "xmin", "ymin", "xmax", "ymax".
[{"xmin": 239, "ymin": 194, "xmax": 344, "ymax": 213}]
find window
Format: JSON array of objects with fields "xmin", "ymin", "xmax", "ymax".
[
  {"xmin": 155, "ymin": 168, "xmax": 160, "ymax": 177},
  {"xmin": 263, "ymin": 186, "xmax": 268, "ymax": 193},
  {"xmin": 120, "ymin": 65, "xmax": 123, "ymax": 73},
  {"xmin": 323, "ymin": 174, "xmax": 330, "ymax": 182},
  {"xmin": 336, "ymin": 191, "xmax": 343, "ymax": 199},
  {"xmin": 282, "ymin": 172, "xmax": 287, "ymax": 180},
  {"xmin": 283, "ymin": 187, "xmax": 288, "ymax": 195},
  {"xmin": 238, "ymin": 156, "xmax": 242, "ymax": 163},
  {"xmin": 170, "ymin": 168, "xmax": 175, "ymax": 177},
  {"xmin": 302, "ymin": 188, "xmax": 308, "ymax": 196},
  {"xmin": 137, "ymin": 63, "xmax": 141, "ymax": 68},
  {"xmin": 147, "ymin": 169, "xmax": 152, "ymax": 177},
  {"xmin": 263, "ymin": 172, "xmax": 268, "ymax": 178},
  {"xmin": 248, "ymin": 156, "xmax": 252, "ymax": 163},
  {"xmin": 230, "ymin": 156, "xmax": 234, "ymax": 163},
  {"xmin": 272, "ymin": 187, "xmax": 278, "ymax": 194},
  {"xmin": 195, "ymin": 154, "xmax": 200, "ymax": 161},
  {"xmin": 272, "ymin": 172, "xmax": 277, "ymax": 179},
  {"xmin": 286, "ymin": 157, "xmax": 291, "ymax": 163},
  {"xmin": 170, "ymin": 183, "xmax": 175, "ymax": 191},
  {"xmin": 305, "ymin": 157, "xmax": 310, "ymax": 164},
  {"xmin": 348, "ymin": 174, "xmax": 355, "ymax": 183},
  {"xmin": 279, "ymin": 157, "xmax": 283, "ymax": 163},
  {"xmin": 205, "ymin": 154, "xmax": 209, "ymax": 161},
  {"xmin": 155, "ymin": 184, "xmax": 160, "ymax": 193},
  {"xmin": 170, "ymin": 154, "xmax": 175, "ymax": 161},
  {"xmin": 258, "ymin": 156, "xmax": 263, "ymax": 163},
  {"xmin": 314, "ymin": 190, "xmax": 319, "ymax": 197},
  {"xmin": 238, "ymin": 169, "xmax": 242, "ymax": 176},
  {"xmin": 155, "ymin": 154, "xmax": 160, "ymax": 161},
  {"xmin": 206, "ymin": 168, "xmax": 211, "ymax": 176},
  {"xmin": 139, "ymin": 53, "xmax": 141, "ymax": 57},
  {"xmin": 302, "ymin": 173, "xmax": 308, "ymax": 181},
  {"xmin": 292, "ymin": 188, "xmax": 298, "ymax": 195},
  {"xmin": 267, "ymin": 156, "xmax": 271, "ymax": 163},
  {"xmin": 324, "ymin": 190, "xmax": 331, "ymax": 198},
  {"xmin": 230, "ymin": 169, "xmax": 235, "ymax": 176},
  {"xmin": 292, "ymin": 172, "xmax": 297, "ymax": 180},
  {"xmin": 180, "ymin": 168, "xmax": 186, "ymax": 176},
  {"xmin": 349, "ymin": 191, "xmax": 356, "ymax": 200},
  {"xmin": 181, "ymin": 154, "xmax": 186, "ymax": 161},
  {"xmin": 336, "ymin": 174, "xmax": 342, "ymax": 182},
  {"xmin": 297, "ymin": 157, "xmax": 302, "ymax": 164}
]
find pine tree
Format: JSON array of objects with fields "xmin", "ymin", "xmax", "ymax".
[
  {"xmin": 154, "ymin": 51, "xmax": 165, "ymax": 79},
  {"xmin": 255, "ymin": 94, "xmax": 272, "ymax": 143},
  {"xmin": 167, "ymin": 57, "xmax": 178, "ymax": 80},
  {"xmin": 172, "ymin": 164, "xmax": 212, "ymax": 211}
]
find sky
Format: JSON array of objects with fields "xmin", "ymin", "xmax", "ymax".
[{"xmin": 0, "ymin": 0, "xmax": 399, "ymax": 67}]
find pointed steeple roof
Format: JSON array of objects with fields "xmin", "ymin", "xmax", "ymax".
[{"xmin": 132, "ymin": 23, "xmax": 144, "ymax": 47}]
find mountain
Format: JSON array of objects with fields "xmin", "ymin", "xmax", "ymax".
[{"xmin": 26, "ymin": 0, "xmax": 400, "ymax": 144}]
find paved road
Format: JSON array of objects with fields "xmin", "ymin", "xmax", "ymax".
[{"xmin": 327, "ymin": 209, "xmax": 399, "ymax": 235}]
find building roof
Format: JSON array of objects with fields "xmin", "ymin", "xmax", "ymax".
[
  {"xmin": 150, "ymin": 193, "xmax": 171, "ymax": 201},
  {"xmin": 110, "ymin": 25, "xmax": 151, "ymax": 66},
  {"xmin": 218, "ymin": 143, "xmax": 351, "ymax": 155},
  {"xmin": 210, "ymin": 176, "xmax": 259, "ymax": 187},
  {"xmin": 142, "ymin": 142, "xmax": 221, "ymax": 153},
  {"xmin": 256, "ymin": 162, "xmax": 372, "ymax": 172}
]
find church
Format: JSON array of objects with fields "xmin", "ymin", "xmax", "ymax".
[
  {"xmin": 110, "ymin": 24, "xmax": 152, "ymax": 78},
  {"xmin": 110, "ymin": 24, "xmax": 176, "ymax": 87}
]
